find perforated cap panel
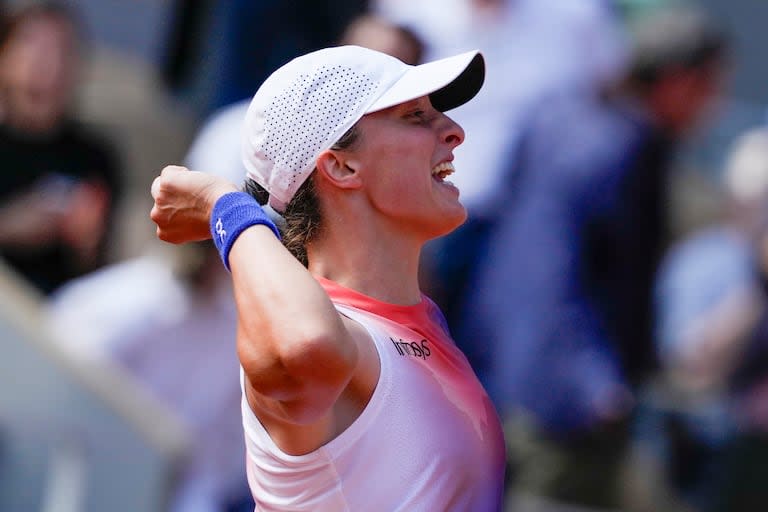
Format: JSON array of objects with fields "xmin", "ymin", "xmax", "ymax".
[{"xmin": 262, "ymin": 65, "xmax": 377, "ymax": 197}]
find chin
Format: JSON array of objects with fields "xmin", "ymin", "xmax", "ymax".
[{"xmin": 429, "ymin": 205, "xmax": 467, "ymax": 239}]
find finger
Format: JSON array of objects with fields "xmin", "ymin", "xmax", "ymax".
[
  {"xmin": 160, "ymin": 165, "xmax": 188, "ymax": 177},
  {"xmin": 149, "ymin": 204, "xmax": 161, "ymax": 225},
  {"xmin": 156, "ymin": 225, "xmax": 174, "ymax": 244},
  {"xmin": 151, "ymin": 176, "xmax": 161, "ymax": 199}
]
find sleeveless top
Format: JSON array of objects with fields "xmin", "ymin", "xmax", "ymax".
[{"xmin": 241, "ymin": 277, "xmax": 506, "ymax": 511}]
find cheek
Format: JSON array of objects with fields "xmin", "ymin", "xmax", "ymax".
[
  {"xmin": 357, "ymin": 125, "xmax": 437, "ymax": 210},
  {"xmin": 376, "ymin": 157, "xmax": 431, "ymax": 205},
  {"xmin": 365, "ymin": 140, "xmax": 414, "ymax": 183},
  {"xmin": 368, "ymin": 166, "xmax": 418, "ymax": 212},
  {"xmin": 1, "ymin": 50, "xmax": 28, "ymax": 87},
  {"xmin": 5, "ymin": 51, "xmax": 49, "ymax": 96}
]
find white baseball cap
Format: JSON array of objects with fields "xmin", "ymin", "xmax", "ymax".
[{"xmin": 241, "ymin": 45, "xmax": 485, "ymax": 211}]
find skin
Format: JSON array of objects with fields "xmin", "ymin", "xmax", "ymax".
[
  {"xmin": 0, "ymin": 14, "xmax": 79, "ymax": 134},
  {"xmin": 339, "ymin": 15, "xmax": 422, "ymax": 65},
  {"xmin": 151, "ymin": 95, "xmax": 465, "ymax": 455},
  {"xmin": 647, "ymin": 60, "xmax": 727, "ymax": 137}
]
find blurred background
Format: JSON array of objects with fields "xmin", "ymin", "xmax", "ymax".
[{"xmin": 0, "ymin": 0, "xmax": 767, "ymax": 511}]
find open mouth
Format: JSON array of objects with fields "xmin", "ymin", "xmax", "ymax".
[{"xmin": 431, "ymin": 161, "xmax": 455, "ymax": 182}]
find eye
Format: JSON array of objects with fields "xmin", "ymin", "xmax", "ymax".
[{"xmin": 406, "ymin": 110, "xmax": 429, "ymax": 123}]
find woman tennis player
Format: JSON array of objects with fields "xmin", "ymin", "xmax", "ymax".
[{"xmin": 150, "ymin": 45, "xmax": 505, "ymax": 511}]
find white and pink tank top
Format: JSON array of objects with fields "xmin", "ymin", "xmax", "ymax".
[{"xmin": 241, "ymin": 277, "xmax": 506, "ymax": 511}]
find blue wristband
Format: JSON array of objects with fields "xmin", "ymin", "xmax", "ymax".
[{"xmin": 210, "ymin": 191, "xmax": 281, "ymax": 270}]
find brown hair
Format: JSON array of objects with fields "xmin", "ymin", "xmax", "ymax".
[
  {"xmin": 244, "ymin": 123, "xmax": 361, "ymax": 267},
  {"xmin": 0, "ymin": 2, "xmax": 83, "ymax": 52}
]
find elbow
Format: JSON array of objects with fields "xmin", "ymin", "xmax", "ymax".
[
  {"xmin": 238, "ymin": 329, "xmax": 359, "ymax": 422},
  {"xmin": 279, "ymin": 331, "xmax": 359, "ymax": 390}
]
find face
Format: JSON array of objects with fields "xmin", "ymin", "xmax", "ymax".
[
  {"xmin": 342, "ymin": 18, "xmax": 422, "ymax": 65},
  {"xmin": 346, "ymin": 95, "xmax": 467, "ymax": 240},
  {"xmin": 657, "ymin": 59, "xmax": 728, "ymax": 136},
  {"xmin": 0, "ymin": 15, "xmax": 79, "ymax": 133}
]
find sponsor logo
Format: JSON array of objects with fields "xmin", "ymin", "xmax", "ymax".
[
  {"xmin": 390, "ymin": 337, "xmax": 431, "ymax": 360},
  {"xmin": 215, "ymin": 218, "xmax": 227, "ymax": 243}
]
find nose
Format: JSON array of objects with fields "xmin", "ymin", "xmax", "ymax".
[{"xmin": 438, "ymin": 113, "xmax": 465, "ymax": 148}]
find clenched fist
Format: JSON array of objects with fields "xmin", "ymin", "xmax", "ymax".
[{"xmin": 150, "ymin": 165, "xmax": 238, "ymax": 244}]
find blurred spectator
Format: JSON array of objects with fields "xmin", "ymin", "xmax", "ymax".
[
  {"xmin": 49, "ymin": 241, "xmax": 247, "ymax": 512},
  {"xmin": 109, "ymin": 244, "xmax": 249, "ymax": 512},
  {"xmin": 0, "ymin": 2, "xmax": 122, "ymax": 296},
  {"xmin": 642, "ymin": 126, "xmax": 768, "ymax": 511},
  {"xmin": 339, "ymin": 13, "xmax": 423, "ymax": 66},
  {"xmin": 373, "ymin": 0, "xmax": 629, "ymax": 328},
  {"xmin": 46, "ymin": 138, "xmax": 250, "ymax": 512},
  {"xmin": 453, "ymin": 6, "xmax": 729, "ymax": 510}
]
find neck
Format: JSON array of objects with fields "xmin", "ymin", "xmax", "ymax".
[{"xmin": 307, "ymin": 211, "xmax": 424, "ymax": 305}]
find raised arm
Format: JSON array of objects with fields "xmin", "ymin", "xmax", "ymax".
[{"xmin": 150, "ymin": 166, "xmax": 359, "ymax": 425}]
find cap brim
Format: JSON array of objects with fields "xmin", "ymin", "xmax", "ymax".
[{"xmin": 365, "ymin": 50, "xmax": 485, "ymax": 114}]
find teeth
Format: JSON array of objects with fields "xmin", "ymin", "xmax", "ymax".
[{"xmin": 431, "ymin": 161, "xmax": 455, "ymax": 177}]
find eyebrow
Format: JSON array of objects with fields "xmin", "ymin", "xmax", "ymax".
[{"xmin": 394, "ymin": 97, "xmax": 428, "ymax": 113}]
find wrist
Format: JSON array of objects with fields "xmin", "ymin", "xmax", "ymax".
[
  {"xmin": 204, "ymin": 183, "xmax": 239, "ymax": 221},
  {"xmin": 209, "ymin": 191, "xmax": 281, "ymax": 270}
]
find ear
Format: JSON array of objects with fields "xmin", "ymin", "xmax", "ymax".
[{"xmin": 315, "ymin": 149, "xmax": 363, "ymax": 191}]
